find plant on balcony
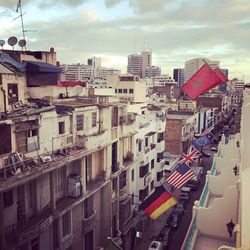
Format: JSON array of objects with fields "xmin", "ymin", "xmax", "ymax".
[
  {"xmin": 150, "ymin": 143, "xmax": 156, "ymax": 149},
  {"xmin": 123, "ymin": 151, "xmax": 133, "ymax": 164}
]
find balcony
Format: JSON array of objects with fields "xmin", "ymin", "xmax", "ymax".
[
  {"xmin": 5, "ymin": 207, "xmax": 53, "ymax": 247},
  {"xmin": 120, "ymin": 215, "xmax": 133, "ymax": 235},
  {"xmin": 122, "ymin": 153, "xmax": 134, "ymax": 170},
  {"xmin": 86, "ymin": 171, "xmax": 108, "ymax": 195},
  {"xmin": 82, "ymin": 210, "xmax": 96, "ymax": 233}
]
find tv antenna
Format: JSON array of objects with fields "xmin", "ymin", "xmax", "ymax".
[{"xmin": 14, "ymin": 0, "xmax": 29, "ymax": 50}]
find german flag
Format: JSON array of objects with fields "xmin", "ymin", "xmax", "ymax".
[{"xmin": 140, "ymin": 186, "xmax": 176, "ymax": 220}]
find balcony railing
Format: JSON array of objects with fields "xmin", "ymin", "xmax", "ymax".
[
  {"xmin": 199, "ymin": 182, "xmax": 209, "ymax": 207},
  {"xmin": 120, "ymin": 215, "xmax": 133, "ymax": 235},
  {"xmin": 5, "ymin": 207, "xmax": 53, "ymax": 246},
  {"xmin": 181, "ymin": 215, "xmax": 198, "ymax": 250}
]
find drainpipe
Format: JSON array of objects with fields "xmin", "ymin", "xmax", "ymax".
[{"xmin": 0, "ymin": 87, "xmax": 7, "ymax": 113}]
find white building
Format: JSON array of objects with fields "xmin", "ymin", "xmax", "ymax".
[{"xmin": 184, "ymin": 58, "xmax": 220, "ymax": 83}]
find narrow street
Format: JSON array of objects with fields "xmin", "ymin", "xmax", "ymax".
[{"xmin": 136, "ymin": 148, "xmax": 215, "ymax": 250}]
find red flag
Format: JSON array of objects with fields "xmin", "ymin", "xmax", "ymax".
[
  {"xmin": 182, "ymin": 64, "xmax": 222, "ymax": 100},
  {"xmin": 215, "ymin": 67, "xmax": 229, "ymax": 83}
]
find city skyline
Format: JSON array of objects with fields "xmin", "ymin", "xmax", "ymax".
[{"xmin": 0, "ymin": 0, "xmax": 250, "ymax": 81}]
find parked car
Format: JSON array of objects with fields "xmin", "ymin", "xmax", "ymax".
[
  {"xmin": 166, "ymin": 212, "xmax": 181, "ymax": 229},
  {"xmin": 157, "ymin": 226, "xmax": 172, "ymax": 247},
  {"xmin": 174, "ymin": 202, "xmax": 185, "ymax": 215},
  {"xmin": 148, "ymin": 241, "xmax": 163, "ymax": 250},
  {"xmin": 211, "ymin": 146, "xmax": 218, "ymax": 152},
  {"xmin": 179, "ymin": 192, "xmax": 189, "ymax": 201}
]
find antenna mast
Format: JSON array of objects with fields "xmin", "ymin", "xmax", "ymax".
[{"xmin": 16, "ymin": 0, "xmax": 26, "ymax": 50}]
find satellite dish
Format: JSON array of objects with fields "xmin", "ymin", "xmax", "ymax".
[
  {"xmin": 18, "ymin": 39, "xmax": 26, "ymax": 48},
  {"xmin": 0, "ymin": 40, "xmax": 5, "ymax": 48},
  {"xmin": 7, "ymin": 36, "xmax": 18, "ymax": 47},
  {"xmin": 74, "ymin": 85, "xmax": 83, "ymax": 96}
]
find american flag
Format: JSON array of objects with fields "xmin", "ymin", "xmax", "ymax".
[
  {"xmin": 178, "ymin": 146, "xmax": 201, "ymax": 165},
  {"xmin": 166, "ymin": 163, "xmax": 196, "ymax": 189},
  {"xmin": 201, "ymin": 125, "xmax": 214, "ymax": 136}
]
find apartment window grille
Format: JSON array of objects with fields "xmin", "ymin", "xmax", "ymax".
[
  {"xmin": 59, "ymin": 122, "xmax": 65, "ymax": 135},
  {"xmin": 139, "ymin": 164, "xmax": 149, "ymax": 178},
  {"xmin": 3, "ymin": 190, "xmax": 13, "ymax": 208},
  {"xmin": 84, "ymin": 196, "xmax": 94, "ymax": 218},
  {"xmin": 76, "ymin": 114, "xmax": 84, "ymax": 131},
  {"xmin": 91, "ymin": 112, "xmax": 97, "ymax": 127},
  {"xmin": 8, "ymin": 83, "xmax": 18, "ymax": 104},
  {"xmin": 129, "ymin": 89, "xmax": 134, "ymax": 94},
  {"xmin": 62, "ymin": 211, "xmax": 71, "ymax": 237},
  {"xmin": 119, "ymin": 170, "xmax": 127, "ymax": 189},
  {"xmin": 118, "ymin": 89, "xmax": 122, "ymax": 93},
  {"xmin": 123, "ymin": 89, "xmax": 128, "ymax": 93}
]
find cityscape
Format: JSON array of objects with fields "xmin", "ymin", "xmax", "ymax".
[{"xmin": 0, "ymin": 1, "xmax": 249, "ymax": 250}]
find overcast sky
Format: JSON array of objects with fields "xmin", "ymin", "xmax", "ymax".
[{"xmin": 1, "ymin": 0, "xmax": 250, "ymax": 81}]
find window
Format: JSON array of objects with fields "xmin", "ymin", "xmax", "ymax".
[
  {"xmin": 91, "ymin": 112, "xmax": 97, "ymax": 127},
  {"xmin": 119, "ymin": 170, "xmax": 127, "ymax": 189},
  {"xmin": 139, "ymin": 186, "xmax": 149, "ymax": 201},
  {"xmin": 111, "ymin": 107, "xmax": 118, "ymax": 127},
  {"xmin": 129, "ymin": 89, "xmax": 134, "ymax": 94},
  {"xmin": 138, "ymin": 141, "xmax": 142, "ymax": 152},
  {"xmin": 157, "ymin": 152, "xmax": 164, "ymax": 162},
  {"xmin": 118, "ymin": 89, "xmax": 122, "ymax": 93},
  {"xmin": 62, "ymin": 211, "xmax": 71, "ymax": 237},
  {"xmin": 139, "ymin": 164, "xmax": 149, "ymax": 178},
  {"xmin": 151, "ymin": 159, "xmax": 155, "ymax": 169},
  {"xmin": 112, "ymin": 178, "xmax": 117, "ymax": 192},
  {"xmin": 115, "ymin": 89, "xmax": 117, "ymax": 93},
  {"xmin": 157, "ymin": 132, "xmax": 164, "ymax": 142},
  {"xmin": 8, "ymin": 83, "xmax": 18, "ymax": 104},
  {"xmin": 157, "ymin": 171, "xmax": 163, "ymax": 181},
  {"xmin": 76, "ymin": 114, "xmax": 84, "ymax": 131},
  {"xmin": 84, "ymin": 196, "xmax": 94, "ymax": 218},
  {"xmin": 59, "ymin": 122, "xmax": 65, "ymax": 135},
  {"xmin": 3, "ymin": 190, "xmax": 13, "ymax": 208},
  {"xmin": 123, "ymin": 89, "xmax": 128, "ymax": 93},
  {"xmin": 145, "ymin": 137, "xmax": 149, "ymax": 147},
  {"xmin": 131, "ymin": 169, "xmax": 134, "ymax": 182},
  {"xmin": 150, "ymin": 181, "xmax": 154, "ymax": 191}
]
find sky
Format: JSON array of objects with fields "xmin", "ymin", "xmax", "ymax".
[{"xmin": 0, "ymin": 0, "xmax": 250, "ymax": 81}]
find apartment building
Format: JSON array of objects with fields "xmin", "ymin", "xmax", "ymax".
[
  {"xmin": 0, "ymin": 48, "xmax": 139, "ymax": 250},
  {"xmin": 165, "ymin": 110, "xmax": 196, "ymax": 155},
  {"xmin": 107, "ymin": 74, "xmax": 147, "ymax": 103}
]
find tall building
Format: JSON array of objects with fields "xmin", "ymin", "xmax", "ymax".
[
  {"xmin": 87, "ymin": 57, "xmax": 101, "ymax": 68},
  {"xmin": 141, "ymin": 50, "xmax": 152, "ymax": 78},
  {"xmin": 173, "ymin": 68, "xmax": 185, "ymax": 87},
  {"xmin": 145, "ymin": 65, "xmax": 161, "ymax": 78},
  {"xmin": 127, "ymin": 54, "xmax": 142, "ymax": 77},
  {"xmin": 127, "ymin": 50, "xmax": 156, "ymax": 79},
  {"xmin": 218, "ymin": 68, "xmax": 229, "ymax": 93},
  {"xmin": 184, "ymin": 58, "xmax": 220, "ymax": 83}
]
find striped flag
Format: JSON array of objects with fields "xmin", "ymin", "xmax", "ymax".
[
  {"xmin": 166, "ymin": 163, "xmax": 196, "ymax": 189},
  {"xmin": 178, "ymin": 146, "xmax": 201, "ymax": 165},
  {"xmin": 201, "ymin": 125, "xmax": 214, "ymax": 136},
  {"xmin": 139, "ymin": 186, "xmax": 176, "ymax": 220}
]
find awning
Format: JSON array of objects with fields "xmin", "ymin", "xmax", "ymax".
[{"xmin": 26, "ymin": 61, "xmax": 61, "ymax": 73}]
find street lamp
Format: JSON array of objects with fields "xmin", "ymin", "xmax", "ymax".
[{"xmin": 226, "ymin": 219, "xmax": 235, "ymax": 238}]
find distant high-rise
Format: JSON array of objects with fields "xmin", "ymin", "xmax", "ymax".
[
  {"xmin": 127, "ymin": 54, "xmax": 142, "ymax": 77},
  {"xmin": 87, "ymin": 57, "xmax": 101, "ymax": 68},
  {"xmin": 218, "ymin": 68, "xmax": 229, "ymax": 92},
  {"xmin": 127, "ymin": 50, "xmax": 154, "ymax": 78},
  {"xmin": 173, "ymin": 68, "xmax": 185, "ymax": 87},
  {"xmin": 141, "ymin": 50, "xmax": 152, "ymax": 78},
  {"xmin": 184, "ymin": 58, "xmax": 220, "ymax": 83},
  {"xmin": 145, "ymin": 65, "xmax": 161, "ymax": 78}
]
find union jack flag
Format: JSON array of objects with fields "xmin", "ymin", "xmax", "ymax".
[
  {"xmin": 178, "ymin": 146, "xmax": 201, "ymax": 165},
  {"xmin": 201, "ymin": 125, "xmax": 214, "ymax": 136},
  {"xmin": 166, "ymin": 163, "xmax": 196, "ymax": 189}
]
